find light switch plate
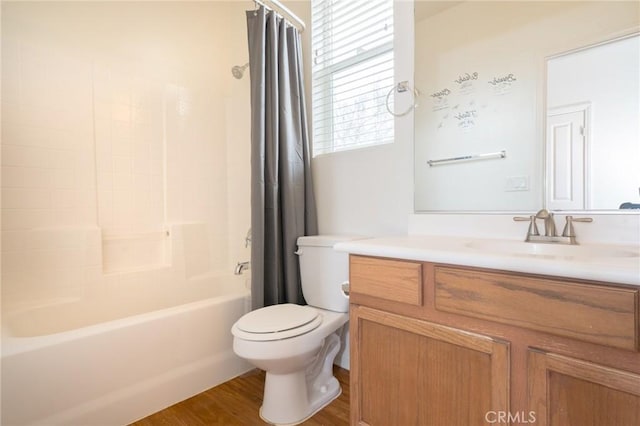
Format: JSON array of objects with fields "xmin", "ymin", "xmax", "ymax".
[{"xmin": 505, "ymin": 176, "xmax": 529, "ymax": 192}]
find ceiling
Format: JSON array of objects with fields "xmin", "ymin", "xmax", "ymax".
[{"xmin": 414, "ymin": 1, "xmax": 464, "ymax": 22}]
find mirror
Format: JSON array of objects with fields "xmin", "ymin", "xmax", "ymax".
[{"xmin": 414, "ymin": 1, "xmax": 639, "ymax": 212}]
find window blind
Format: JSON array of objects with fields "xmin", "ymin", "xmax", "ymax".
[{"xmin": 311, "ymin": 0, "xmax": 394, "ymax": 156}]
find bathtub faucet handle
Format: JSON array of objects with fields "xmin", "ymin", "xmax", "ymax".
[{"xmin": 244, "ymin": 228, "xmax": 252, "ymax": 248}]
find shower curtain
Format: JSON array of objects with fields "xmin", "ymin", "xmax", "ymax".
[{"xmin": 246, "ymin": 6, "xmax": 318, "ymax": 310}]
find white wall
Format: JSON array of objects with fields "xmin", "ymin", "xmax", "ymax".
[
  {"xmin": 1, "ymin": 1, "xmax": 253, "ymax": 304},
  {"xmin": 307, "ymin": 1, "xmax": 414, "ymax": 237}
]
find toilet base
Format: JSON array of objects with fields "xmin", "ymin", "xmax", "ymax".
[
  {"xmin": 259, "ymin": 377, "xmax": 341, "ymax": 426},
  {"xmin": 259, "ymin": 332, "xmax": 342, "ymax": 425}
]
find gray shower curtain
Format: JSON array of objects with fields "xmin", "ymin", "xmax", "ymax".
[{"xmin": 246, "ymin": 6, "xmax": 318, "ymax": 310}]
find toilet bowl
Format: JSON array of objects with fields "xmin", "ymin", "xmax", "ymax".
[
  {"xmin": 232, "ymin": 305, "xmax": 348, "ymax": 425},
  {"xmin": 231, "ymin": 235, "xmax": 360, "ymax": 425}
]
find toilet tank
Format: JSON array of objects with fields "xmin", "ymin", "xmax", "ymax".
[{"xmin": 296, "ymin": 235, "xmax": 362, "ymax": 313}]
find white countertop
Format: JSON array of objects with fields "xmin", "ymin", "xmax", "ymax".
[{"xmin": 335, "ymin": 235, "xmax": 640, "ymax": 286}]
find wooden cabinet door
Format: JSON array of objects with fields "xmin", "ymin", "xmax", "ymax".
[
  {"xmin": 351, "ymin": 306, "xmax": 510, "ymax": 426},
  {"xmin": 528, "ymin": 349, "xmax": 640, "ymax": 426}
]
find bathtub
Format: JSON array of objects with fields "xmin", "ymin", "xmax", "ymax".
[{"xmin": 1, "ymin": 273, "xmax": 252, "ymax": 425}]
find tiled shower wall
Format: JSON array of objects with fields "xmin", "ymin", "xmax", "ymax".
[{"xmin": 1, "ymin": 1, "xmax": 252, "ymax": 304}]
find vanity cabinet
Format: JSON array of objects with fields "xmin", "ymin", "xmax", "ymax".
[
  {"xmin": 349, "ymin": 255, "xmax": 640, "ymax": 426},
  {"xmin": 528, "ymin": 349, "xmax": 640, "ymax": 426},
  {"xmin": 352, "ymin": 306, "xmax": 509, "ymax": 426}
]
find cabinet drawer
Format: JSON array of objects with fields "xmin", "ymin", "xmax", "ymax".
[
  {"xmin": 434, "ymin": 266, "xmax": 639, "ymax": 351},
  {"xmin": 350, "ymin": 256, "xmax": 423, "ymax": 306}
]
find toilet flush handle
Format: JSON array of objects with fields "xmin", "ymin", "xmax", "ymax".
[
  {"xmin": 294, "ymin": 249, "xmax": 303, "ymax": 256},
  {"xmin": 341, "ymin": 281, "xmax": 350, "ymax": 297}
]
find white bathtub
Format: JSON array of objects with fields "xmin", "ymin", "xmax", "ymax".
[{"xmin": 1, "ymin": 273, "xmax": 252, "ymax": 425}]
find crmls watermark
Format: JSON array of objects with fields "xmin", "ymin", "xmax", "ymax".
[{"xmin": 485, "ymin": 411, "xmax": 537, "ymax": 424}]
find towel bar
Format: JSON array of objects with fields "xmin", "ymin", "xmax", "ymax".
[{"xmin": 427, "ymin": 150, "xmax": 506, "ymax": 166}]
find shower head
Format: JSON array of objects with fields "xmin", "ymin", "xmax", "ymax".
[{"xmin": 232, "ymin": 62, "xmax": 250, "ymax": 79}]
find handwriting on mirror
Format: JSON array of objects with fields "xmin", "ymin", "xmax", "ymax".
[
  {"xmin": 427, "ymin": 70, "xmax": 519, "ymax": 132},
  {"xmin": 454, "ymin": 72, "xmax": 479, "ymax": 84}
]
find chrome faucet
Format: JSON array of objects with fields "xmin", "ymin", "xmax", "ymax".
[
  {"xmin": 234, "ymin": 261, "xmax": 250, "ymax": 275},
  {"xmin": 514, "ymin": 209, "xmax": 592, "ymax": 245}
]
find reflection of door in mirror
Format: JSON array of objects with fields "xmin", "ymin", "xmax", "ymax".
[
  {"xmin": 546, "ymin": 34, "xmax": 640, "ymax": 211},
  {"xmin": 546, "ymin": 105, "xmax": 588, "ymax": 210}
]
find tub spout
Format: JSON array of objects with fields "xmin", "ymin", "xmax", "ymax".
[{"xmin": 234, "ymin": 261, "xmax": 250, "ymax": 275}]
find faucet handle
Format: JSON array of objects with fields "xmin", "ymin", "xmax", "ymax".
[
  {"xmin": 244, "ymin": 228, "xmax": 252, "ymax": 248},
  {"xmin": 562, "ymin": 216, "xmax": 593, "ymax": 238},
  {"xmin": 514, "ymin": 215, "xmax": 539, "ymax": 238}
]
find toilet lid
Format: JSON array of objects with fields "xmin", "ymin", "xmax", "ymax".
[{"xmin": 233, "ymin": 304, "xmax": 322, "ymax": 341}]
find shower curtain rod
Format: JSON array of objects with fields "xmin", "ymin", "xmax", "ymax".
[{"xmin": 254, "ymin": 0, "xmax": 306, "ymax": 32}]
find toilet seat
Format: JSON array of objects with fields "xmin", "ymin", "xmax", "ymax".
[{"xmin": 233, "ymin": 304, "xmax": 322, "ymax": 341}]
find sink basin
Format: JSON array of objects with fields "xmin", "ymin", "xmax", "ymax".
[{"xmin": 464, "ymin": 239, "xmax": 640, "ymax": 260}]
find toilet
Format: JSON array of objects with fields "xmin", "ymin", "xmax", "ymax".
[{"xmin": 231, "ymin": 235, "xmax": 358, "ymax": 425}]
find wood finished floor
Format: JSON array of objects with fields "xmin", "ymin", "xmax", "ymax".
[{"xmin": 131, "ymin": 367, "xmax": 350, "ymax": 426}]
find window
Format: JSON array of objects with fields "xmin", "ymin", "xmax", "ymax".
[{"xmin": 311, "ymin": 0, "xmax": 394, "ymax": 156}]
